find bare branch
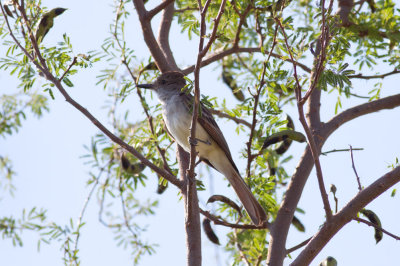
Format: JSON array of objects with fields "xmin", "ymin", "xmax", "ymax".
[
  {"xmin": 177, "ymin": 146, "xmax": 202, "ymax": 266},
  {"xmin": 286, "ymin": 237, "xmax": 312, "ymax": 254},
  {"xmin": 349, "ymin": 145, "xmax": 362, "ymax": 191},
  {"xmin": 157, "ymin": 0, "xmax": 179, "ymax": 71},
  {"xmin": 245, "ymin": 62, "xmax": 267, "ymax": 179},
  {"xmin": 132, "ymin": 0, "xmax": 171, "ymax": 72},
  {"xmin": 349, "ymin": 69, "xmax": 400, "ymax": 80},
  {"xmin": 147, "ymin": 0, "xmax": 175, "ymax": 18},
  {"xmin": 292, "ymin": 166, "xmax": 400, "ymax": 265},
  {"xmin": 323, "ymin": 93, "xmax": 400, "ymax": 139}
]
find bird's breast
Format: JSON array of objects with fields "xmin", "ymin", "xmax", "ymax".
[{"xmin": 162, "ymin": 97, "xmax": 192, "ymax": 149}]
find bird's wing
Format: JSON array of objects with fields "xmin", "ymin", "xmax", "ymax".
[{"xmin": 179, "ymin": 92, "xmax": 239, "ymax": 173}]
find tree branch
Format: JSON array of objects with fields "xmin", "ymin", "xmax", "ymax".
[
  {"xmin": 177, "ymin": 146, "xmax": 202, "ymax": 266},
  {"xmin": 147, "ymin": 0, "xmax": 175, "ymax": 18},
  {"xmin": 199, "ymin": 209, "xmax": 269, "ymax": 230},
  {"xmin": 292, "ymin": 166, "xmax": 400, "ymax": 265},
  {"xmin": 132, "ymin": 0, "xmax": 171, "ymax": 72},
  {"xmin": 209, "ymin": 108, "xmax": 251, "ymax": 128},
  {"xmin": 323, "ymin": 93, "xmax": 400, "ymax": 139},
  {"xmin": 157, "ymin": 0, "xmax": 179, "ymax": 71},
  {"xmin": 348, "ymin": 69, "xmax": 400, "ymax": 80},
  {"xmin": 354, "ymin": 217, "xmax": 400, "ymax": 241},
  {"xmin": 181, "ymin": 47, "xmax": 311, "ymax": 75},
  {"xmin": 267, "ymin": 147, "xmax": 315, "ymax": 265}
]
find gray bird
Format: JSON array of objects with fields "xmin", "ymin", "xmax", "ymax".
[{"xmin": 138, "ymin": 71, "xmax": 267, "ymax": 225}]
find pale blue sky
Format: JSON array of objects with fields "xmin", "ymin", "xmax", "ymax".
[{"xmin": 1, "ymin": 0, "xmax": 400, "ymax": 265}]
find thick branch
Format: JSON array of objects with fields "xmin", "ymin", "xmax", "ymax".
[
  {"xmin": 157, "ymin": 0, "xmax": 179, "ymax": 71},
  {"xmin": 177, "ymin": 146, "xmax": 202, "ymax": 266},
  {"xmin": 148, "ymin": 0, "xmax": 175, "ymax": 18},
  {"xmin": 132, "ymin": 0, "xmax": 171, "ymax": 72},
  {"xmin": 323, "ymin": 93, "xmax": 400, "ymax": 139},
  {"xmin": 267, "ymin": 147, "xmax": 315, "ymax": 265},
  {"xmin": 292, "ymin": 166, "xmax": 400, "ymax": 265}
]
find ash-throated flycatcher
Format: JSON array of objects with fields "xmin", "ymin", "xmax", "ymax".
[{"xmin": 138, "ymin": 71, "xmax": 267, "ymax": 225}]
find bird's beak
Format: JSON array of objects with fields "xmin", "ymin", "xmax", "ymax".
[{"xmin": 137, "ymin": 84, "xmax": 154, "ymax": 90}]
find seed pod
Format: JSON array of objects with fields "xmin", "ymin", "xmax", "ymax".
[
  {"xmin": 261, "ymin": 130, "xmax": 306, "ymax": 151},
  {"xmin": 202, "ymin": 218, "xmax": 220, "ymax": 245},
  {"xmin": 275, "ymin": 115, "xmax": 295, "ymax": 155},
  {"xmin": 121, "ymin": 154, "xmax": 146, "ymax": 175},
  {"xmin": 360, "ymin": 209, "xmax": 383, "ymax": 244},
  {"xmin": 222, "ymin": 67, "xmax": 245, "ymax": 101},
  {"xmin": 156, "ymin": 175, "xmax": 168, "ymax": 194},
  {"xmin": 207, "ymin": 194, "xmax": 242, "ymax": 215},
  {"xmin": 291, "ymin": 215, "xmax": 305, "ymax": 232}
]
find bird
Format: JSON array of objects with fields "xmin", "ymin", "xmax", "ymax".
[
  {"xmin": 137, "ymin": 71, "xmax": 267, "ymax": 225},
  {"xmin": 34, "ymin": 7, "xmax": 67, "ymax": 44}
]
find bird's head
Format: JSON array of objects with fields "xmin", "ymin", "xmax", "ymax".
[
  {"xmin": 137, "ymin": 71, "xmax": 186, "ymax": 93},
  {"xmin": 54, "ymin": 8, "xmax": 67, "ymax": 16}
]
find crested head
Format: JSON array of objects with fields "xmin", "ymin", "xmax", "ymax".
[
  {"xmin": 154, "ymin": 71, "xmax": 186, "ymax": 90},
  {"xmin": 136, "ymin": 71, "xmax": 187, "ymax": 101}
]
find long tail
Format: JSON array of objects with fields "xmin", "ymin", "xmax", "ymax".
[{"xmin": 225, "ymin": 167, "xmax": 267, "ymax": 225}]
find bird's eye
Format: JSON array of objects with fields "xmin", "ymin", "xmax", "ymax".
[{"xmin": 160, "ymin": 79, "xmax": 166, "ymax": 84}]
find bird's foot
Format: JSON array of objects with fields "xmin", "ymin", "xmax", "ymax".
[{"xmin": 188, "ymin": 137, "xmax": 198, "ymax": 146}]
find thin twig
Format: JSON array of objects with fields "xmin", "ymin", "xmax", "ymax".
[
  {"xmin": 277, "ymin": 17, "xmax": 332, "ymax": 220},
  {"xmin": 209, "ymin": 108, "xmax": 251, "ymax": 128},
  {"xmin": 349, "ymin": 145, "xmax": 362, "ymax": 191},
  {"xmin": 234, "ymin": 228, "xmax": 251, "ymax": 266},
  {"xmin": 58, "ymin": 57, "xmax": 77, "ymax": 82},
  {"xmin": 245, "ymin": 25, "xmax": 278, "ymax": 179},
  {"xmin": 119, "ymin": 176, "xmax": 137, "ymax": 238},
  {"xmin": 286, "ymin": 237, "xmax": 312, "ymax": 254},
  {"xmin": 200, "ymin": 209, "xmax": 269, "ymax": 229},
  {"xmin": 321, "ymin": 147, "xmax": 363, "ymax": 155},
  {"xmin": 348, "ymin": 69, "xmax": 400, "ymax": 79},
  {"xmin": 354, "ymin": 217, "xmax": 400, "ymax": 240},
  {"xmin": 73, "ymin": 160, "xmax": 112, "ymax": 260},
  {"xmin": 245, "ymin": 63, "xmax": 266, "ymax": 179}
]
